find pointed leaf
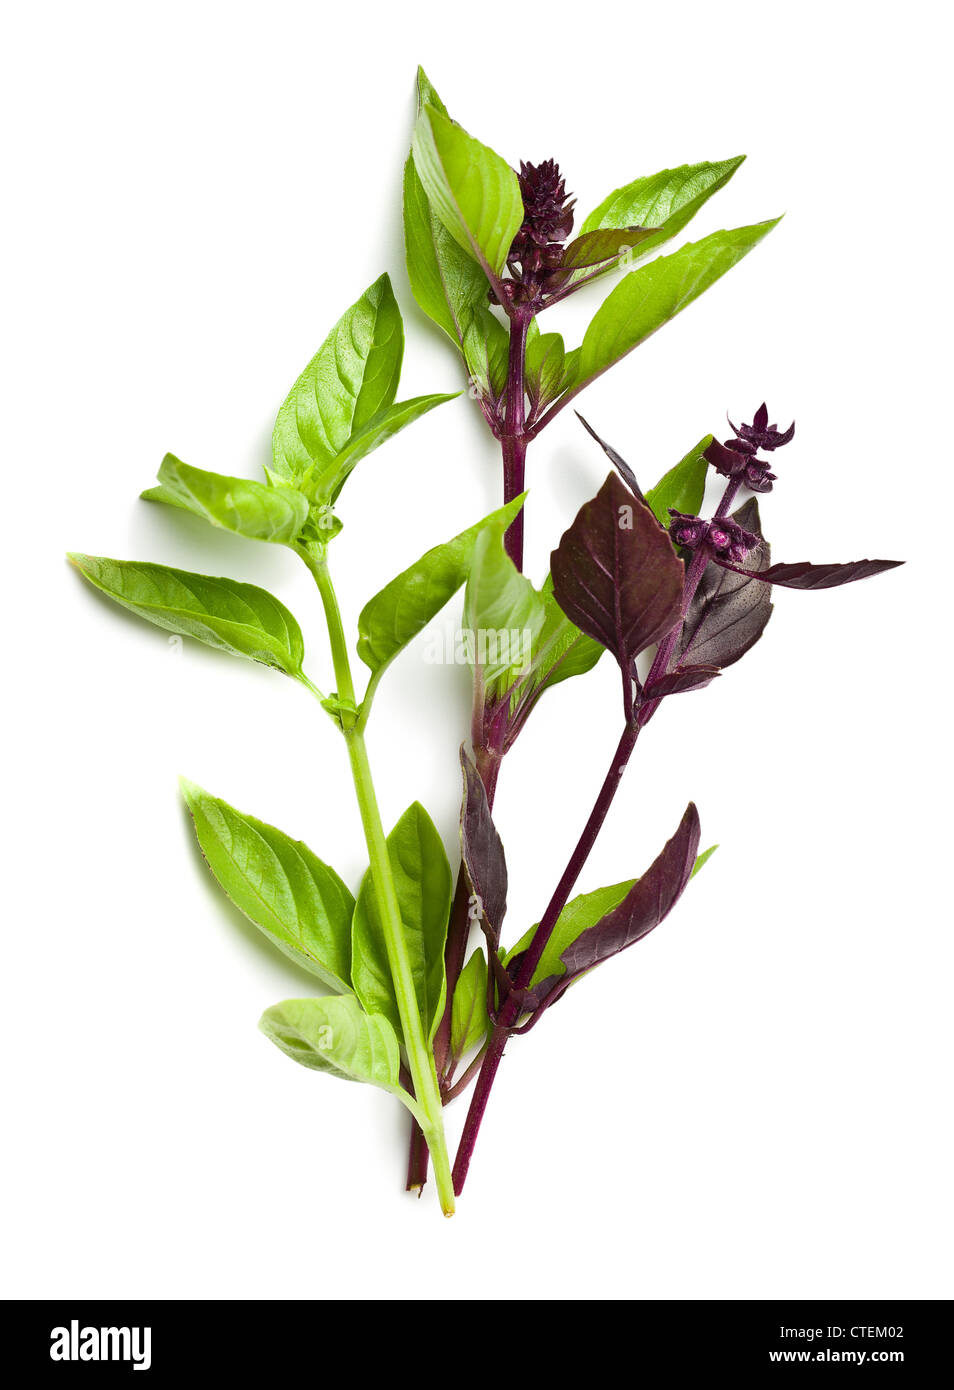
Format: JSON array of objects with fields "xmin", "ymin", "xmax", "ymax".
[
  {"xmin": 560, "ymin": 803, "xmax": 701, "ymax": 978},
  {"xmin": 675, "ymin": 498, "xmax": 773, "ymax": 670},
  {"xmin": 260, "ymin": 995, "xmax": 412, "ymax": 1105},
  {"xmin": 271, "ymin": 274, "xmax": 404, "ymax": 484},
  {"xmin": 691, "ymin": 844, "xmax": 719, "ymax": 879},
  {"xmin": 414, "ymin": 65, "xmax": 447, "ymax": 117},
  {"xmin": 356, "ymin": 494, "xmax": 526, "ymax": 675},
  {"xmin": 404, "ymin": 69, "xmax": 491, "ymax": 346},
  {"xmin": 351, "ymin": 803, "xmax": 452, "ymax": 1045},
  {"xmin": 459, "ymin": 748, "xmax": 508, "ymax": 947},
  {"xmin": 450, "ymin": 949, "xmax": 491, "ymax": 1063},
  {"xmin": 580, "ymin": 157, "xmax": 746, "ymax": 265},
  {"xmin": 550, "ymin": 473, "xmax": 685, "ymax": 675},
  {"xmin": 312, "ymin": 391, "xmax": 459, "ymax": 504},
  {"xmin": 411, "ymin": 106, "xmax": 524, "ymax": 283},
  {"xmin": 719, "ymin": 557, "xmax": 903, "ymax": 590},
  {"xmin": 181, "ymin": 780, "xmax": 354, "ymax": 992},
  {"xmin": 68, "ymin": 554, "xmax": 305, "ymax": 675},
  {"xmin": 568, "ymin": 221, "xmax": 779, "ymax": 400},
  {"xmin": 645, "ymin": 436, "xmax": 713, "ymax": 526},
  {"xmin": 142, "ymin": 454, "xmax": 309, "ymax": 544}
]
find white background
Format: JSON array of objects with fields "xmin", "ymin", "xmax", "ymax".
[{"xmin": 3, "ymin": 0, "xmax": 950, "ymax": 1300}]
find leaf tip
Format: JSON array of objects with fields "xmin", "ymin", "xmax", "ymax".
[{"xmin": 178, "ymin": 775, "xmax": 202, "ymax": 807}]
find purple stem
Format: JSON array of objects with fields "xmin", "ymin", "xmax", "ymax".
[
  {"xmin": 502, "ymin": 310, "xmax": 531, "ymax": 569},
  {"xmin": 452, "ymin": 719, "xmax": 640, "ymax": 1194}
]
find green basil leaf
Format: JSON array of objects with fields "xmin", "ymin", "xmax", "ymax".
[
  {"xmin": 260, "ymin": 995, "xmax": 413, "ymax": 1105},
  {"xmin": 579, "ymin": 157, "xmax": 746, "ymax": 272},
  {"xmin": 411, "ymin": 106, "xmax": 524, "ymax": 283},
  {"xmin": 404, "ymin": 73, "xmax": 489, "ymax": 348},
  {"xmin": 506, "ymin": 842, "xmax": 717, "ymax": 987},
  {"xmin": 351, "ymin": 803, "xmax": 452, "ymax": 1045},
  {"xmin": 525, "ymin": 329, "xmax": 567, "ymax": 411},
  {"xmin": 142, "ymin": 454, "xmax": 309, "ymax": 544},
  {"xmin": 356, "ymin": 494, "xmax": 526, "ymax": 676},
  {"xmin": 462, "ymin": 526, "xmax": 548, "ymax": 698},
  {"xmin": 311, "ymin": 392, "xmax": 459, "ymax": 504},
  {"xmin": 181, "ymin": 780, "xmax": 354, "ymax": 992},
  {"xmin": 461, "ymin": 307, "xmax": 509, "ymax": 399},
  {"xmin": 450, "ymin": 949, "xmax": 491, "ymax": 1063},
  {"xmin": 570, "ymin": 221, "xmax": 779, "ymax": 400},
  {"xmin": 271, "ymin": 273, "xmax": 404, "ymax": 485},
  {"xmin": 691, "ymin": 844, "xmax": 719, "ymax": 878},
  {"xmin": 505, "ymin": 881, "xmax": 635, "ymax": 987},
  {"xmin": 645, "ymin": 436, "xmax": 713, "ymax": 525},
  {"xmin": 68, "ymin": 554, "xmax": 305, "ymax": 675}
]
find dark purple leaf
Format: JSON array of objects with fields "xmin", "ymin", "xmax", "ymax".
[
  {"xmin": 715, "ymin": 556, "xmax": 903, "ymax": 590},
  {"xmin": 550, "ymin": 472, "xmax": 685, "ymax": 675},
  {"xmin": 675, "ymin": 498, "xmax": 773, "ymax": 670},
  {"xmin": 642, "ymin": 664, "xmax": 721, "ymax": 699},
  {"xmin": 459, "ymin": 747, "xmax": 508, "ymax": 949},
  {"xmin": 575, "ymin": 413, "xmax": 649, "ymax": 507},
  {"xmin": 560, "ymin": 803, "xmax": 701, "ymax": 978}
]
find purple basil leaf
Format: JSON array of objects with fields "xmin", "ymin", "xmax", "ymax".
[
  {"xmin": 575, "ymin": 413, "xmax": 650, "ymax": 507},
  {"xmin": 560, "ymin": 803, "xmax": 701, "ymax": 978},
  {"xmin": 560, "ymin": 226, "xmax": 660, "ymax": 271},
  {"xmin": 715, "ymin": 556, "xmax": 903, "ymax": 590},
  {"xmin": 675, "ymin": 497, "xmax": 773, "ymax": 670},
  {"xmin": 550, "ymin": 472, "xmax": 685, "ymax": 675},
  {"xmin": 459, "ymin": 747, "xmax": 508, "ymax": 949},
  {"xmin": 643, "ymin": 664, "xmax": 721, "ymax": 699}
]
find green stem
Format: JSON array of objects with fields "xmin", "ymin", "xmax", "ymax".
[{"xmin": 299, "ymin": 542, "xmax": 456, "ymax": 1216}]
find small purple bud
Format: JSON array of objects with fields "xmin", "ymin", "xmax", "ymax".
[
  {"xmin": 668, "ymin": 509, "xmax": 708, "ymax": 550},
  {"xmin": 744, "ymin": 459, "xmax": 777, "ymax": 493},
  {"xmin": 714, "ymin": 518, "xmax": 760, "ymax": 564}
]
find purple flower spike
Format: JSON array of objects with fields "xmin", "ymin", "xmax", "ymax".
[
  {"xmin": 504, "ymin": 159, "xmax": 577, "ymax": 309},
  {"xmin": 514, "ymin": 160, "xmax": 575, "ymax": 248},
  {"xmin": 728, "ymin": 402, "xmax": 795, "ymax": 452}
]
